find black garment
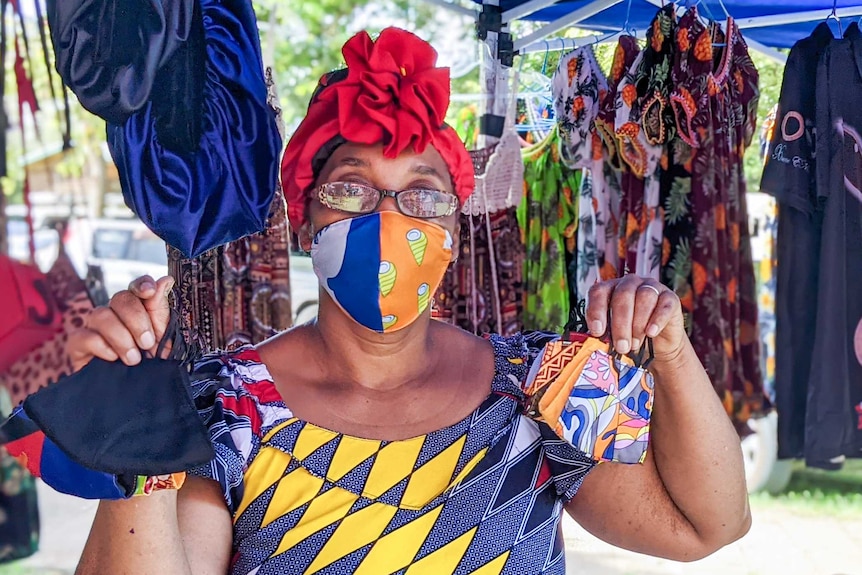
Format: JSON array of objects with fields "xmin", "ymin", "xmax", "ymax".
[
  {"xmin": 760, "ymin": 23, "xmax": 833, "ymax": 460},
  {"xmin": 807, "ymin": 22, "xmax": 862, "ymax": 468}
]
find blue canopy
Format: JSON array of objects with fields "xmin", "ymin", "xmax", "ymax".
[{"xmin": 472, "ymin": 0, "xmax": 862, "ymax": 49}]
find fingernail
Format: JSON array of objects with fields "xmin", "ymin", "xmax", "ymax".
[
  {"xmin": 632, "ymin": 338, "xmax": 641, "ymax": 351},
  {"xmin": 126, "ymin": 349, "xmax": 141, "ymax": 365},
  {"xmin": 615, "ymin": 339, "xmax": 631, "ymax": 354},
  {"xmin": 165, "ymin": 277, "xmax": 175, "ymax": 292},
  {"xmin": 140, "ymin": 281, "xmax": 156, "ymax": 292},
  {"xmin": 647, "ymin": 324, "xmax": 660, "ymax": 338},
  {"xmin": 590, "ymin": 321, "xmax": 604, "ymax": 335},
  {"xmin": 141, "ymin": 331, "xmax": 155, "ymax": 349}
]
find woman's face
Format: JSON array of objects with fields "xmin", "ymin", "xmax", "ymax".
[{"xmin": 301, "ymin": 142, "xmax": 460, "ymax": 253}]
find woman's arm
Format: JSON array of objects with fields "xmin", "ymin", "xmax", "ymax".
[
  {"xmin": 76, "ymin": 477, "xmax": 232, "ymax": 575},
  {"xmin": 566, "ymin": 276, "xmax": 750, "ymax": 561}
]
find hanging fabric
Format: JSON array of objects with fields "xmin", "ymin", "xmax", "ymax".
[
  {"xmin": 436, "ymin": 68, "xmax": 525, "ymax": 336},
  {"xmin": 594, "ymin": 35, "xmax": 642, "ymax": 283},
  {"xmin": 47, "ymin": 0, "xmax": 196, "ymax": 125},
  {"xmin": 661, "ymin": 7, "xmax": 713, "ymax": 332},
  {"xmin": 552, "ymin": 44, "xmax": 609, "ymax": 303},
  {"xmin": 0, "ymin": 387, "xmax": 38, "ymax": 563},
  {"xmin": 806, "ymin": 21, "xmax": 862, "ymax": 468},
  {"xmin": 0, "ymin": 245, "xmax": 94, "ymax": 407},
  {"xmin": 519, "ymin": 126, "xmax": 580, "ymax": 331},
  {"xmin": 50, "ymin": 0, "xmax": 282, "ymax": 258},
  {"xmin": 615, "ymin": 5, "xmax": 676, "ymax": 281},
  {"xmin": 760, "ymin": 22, "xmax": 833, "ymax": 462},
  {"xmin": 168, "ymin": 67, "xmax": 292, "ymax": 352},
  {"xmin": 104, "ymin": 0, "xmax": 281, "ymax": 258}
]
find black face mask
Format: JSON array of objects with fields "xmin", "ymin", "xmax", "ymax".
[{"xmin": 1, "ymin": 311, "xmax": 214, "ymax": 485}]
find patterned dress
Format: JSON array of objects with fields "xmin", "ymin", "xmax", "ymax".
[
  {"xmin": 594, "ymin": 36, "xmax": 642, "ymax": 282},
  {"xmin": 551, "ymin": 45, "xmax": 609, "ymax": 302},
  {"xmin": 686, "ymin": 18, "xmax": 765, "ymax": 429},
  {"xmin": 662, "ymin": 7, "xmax": 713, "ymax": 334},
  {"xmin": 519, "ymin": 127, "xmax": 581, "ymax": 331},
  {"xmin": 188, "ymin": 334, "xmax": 596, "ymax": 575}
]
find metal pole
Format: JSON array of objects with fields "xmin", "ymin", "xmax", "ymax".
[
  {"xmin": 502, "ymin": 0, "xmax": 561, "ymax": 23},
  {"xmin": 736, "ymin": 6, "xmax": 862, "ymax": 29},
  {"xmin": 512, "ymin": 0, "xmax": 625, "ymax": 53}
]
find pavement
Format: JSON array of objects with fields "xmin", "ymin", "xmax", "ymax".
[{"xmin": 1, "ymin": 482, "xmax": 860, "ymax": 575}]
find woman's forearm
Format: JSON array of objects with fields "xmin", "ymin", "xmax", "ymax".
[
  {"xmin": 76, "ymin": 490, "xmax": 193, "ymax": 575},
  {"xmin": 648, "ymin": 339, "xmax": 751, "ymax": 546}
]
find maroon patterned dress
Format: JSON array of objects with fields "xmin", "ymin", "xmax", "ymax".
[{"xmin": 684, "ymin": 18, "xmax": 766, "ymax": 429}]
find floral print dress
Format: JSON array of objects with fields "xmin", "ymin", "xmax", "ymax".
[
  {"xmin": 518, "ymin": 127, "xmax": 581, "ymax": 331},
  {"xmin": 683, "ymin": 18, "xmax": 766, "ymax": 428},
  {"xmin": 553, "ymin": 45, "xmax": 609, "ymax": 302},
  {"xmin": 595, "ymin": 36, "xmax": 642, "ymax": 282},
  {"xmin": 663, "ymin": 7, "xmax": 713, "ymax": 334}
]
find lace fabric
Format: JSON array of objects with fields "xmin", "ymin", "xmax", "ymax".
[{"xmin": 461, "ymin": 72, "xmax": 525, "ymax": 217}]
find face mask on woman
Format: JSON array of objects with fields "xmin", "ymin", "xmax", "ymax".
[{"xmin": 311, "ymin": 211, "xmax": 453, "ymax": 333}]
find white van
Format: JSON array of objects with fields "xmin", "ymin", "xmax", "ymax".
[{"xmin": 64, "ymin": 218, "xmax": 318, "ymax": 326}]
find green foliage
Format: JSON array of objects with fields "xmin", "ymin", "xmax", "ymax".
[
  {"xmin": 254, "ymin": 0, "xmax": 472, "ymax": 129},
  {"xmin": 744, "ymin": 51, "xmax": 786, "ymax": 194},
  {"xmin": 751, "ymin": 460, "xmax": 862, "ymax": 518}
]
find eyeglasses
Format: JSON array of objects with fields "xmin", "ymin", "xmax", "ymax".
[{"xmin": 317, "ymin": 182, "xmax": 460, "ymax": 219}]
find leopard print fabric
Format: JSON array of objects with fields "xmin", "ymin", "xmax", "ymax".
[{"xmin": 0, "ymin": 251, "xmax": 93, "ymax": 406}]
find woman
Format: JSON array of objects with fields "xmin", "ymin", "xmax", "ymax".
[{"xmin": 69, "ymin": 28, "xmax": 749, "ymax": 575}]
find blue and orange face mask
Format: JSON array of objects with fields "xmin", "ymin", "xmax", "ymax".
[{"xmin": 311, "ymin": 211, "xmax": 453, "ymax": 333}]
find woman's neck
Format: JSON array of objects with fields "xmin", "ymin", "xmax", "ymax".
[{"xmin": 309, "ymin": 293, "xmax": 439, "ymax": 393}]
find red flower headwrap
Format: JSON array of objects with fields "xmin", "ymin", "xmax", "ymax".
[{"xmin": 281, "ymin": 27, "xmax": 475, "ymax": 230}]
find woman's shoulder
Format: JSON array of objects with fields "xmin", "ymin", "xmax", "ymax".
[
  {"xmin": 485, "ymin": 330, "xmax": 561, "ymax": 361},
  {"xmin": 188, "ymin": 345, "xmax": 294, "ymax": 438},
  {"xmin": 484, "ymin": 330, "xmax": 561, "ymax": 393}
]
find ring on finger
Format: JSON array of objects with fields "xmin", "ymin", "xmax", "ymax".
[{"xmin": 637, "ymin": 284, "xmax": 662, "ymax": 297}]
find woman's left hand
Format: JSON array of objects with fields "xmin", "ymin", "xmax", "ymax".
[{"xmin": 586, "ymin": 275, "xmax": 686, "ymax": 365}]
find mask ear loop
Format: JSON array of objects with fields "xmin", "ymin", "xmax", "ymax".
[{"xmin": 153, "ymin": 308, "xmax": 200, "ymax": 368}]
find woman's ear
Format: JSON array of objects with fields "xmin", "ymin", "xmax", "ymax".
[
  {"xmin": 450, "ymin": 219, "xmax": 461, "ymax": 263},
  {"xmin": 299, "ymin": 222, "xmax": 314, "ymax": 252}
]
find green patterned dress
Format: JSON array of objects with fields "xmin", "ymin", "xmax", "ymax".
[{"xmin": 518, "ymin": 126, "xmax": 582, "ymax": 331}]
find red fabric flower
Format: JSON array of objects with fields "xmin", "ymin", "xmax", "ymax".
[{"xmin": 281, "ymin": 28, "xmax": 474, "ymax": 230}]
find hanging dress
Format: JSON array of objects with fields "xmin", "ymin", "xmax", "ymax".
[
  {"xmin": 807, "ymin": 22, "xmax": 862, "ymax": 467},
  {"xmin": 687, "ymin": 19, "xmax": 765, "ymax": 430},
  {"xmin": 595, "ymin": 36, "xmax": 642, "ymax": 281},
  {"xmin": 552, "ymin": 45, "xmax": 608, "ymax": 302},
  {"xmin": 436, "ymin": 78, "xmax": 525, "ymax": 336},
  {"xmin": 615, "ymin": 48, "xmax": 648, "ymax": 277},
  {"xmin": 634, "ymin": 4, "xmax": 677, "ymax": 280},
  {"xmin": 664, "ymin": 7, "xmax": 712, "ymax": 332},
  {"xmin": 519, "ymin": 127, "xmax": 580, "ymax": 331},
  {"xmin": 760, "ymin": 23, "xmax": 833, "ymax": 461}
]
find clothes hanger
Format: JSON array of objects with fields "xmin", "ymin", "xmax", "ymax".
[{"xmin": 827, "ymin": 0, "xmax": 844, "ymax": 36}]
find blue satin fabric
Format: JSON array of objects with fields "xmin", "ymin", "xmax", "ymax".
[
  {"xmin": 107, "ymin": 0, "xmax": 281, "ymax": 259},
  {"xmin": 48, "ymin": 0, "xmax": 195, "ymax": 125}
]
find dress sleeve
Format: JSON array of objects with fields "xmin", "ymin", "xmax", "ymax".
[
  {"xmin": 539, "ymin": 424, "xmax": 597, "ymax": 502},
  {"xmin": 185, "ymin": 353, "xmax": 258, "ymax": 514}
]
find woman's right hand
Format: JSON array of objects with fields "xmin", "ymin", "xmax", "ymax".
[{"xmin": 68, "ymin": 275, "xmax": 174, "ymax": 372}]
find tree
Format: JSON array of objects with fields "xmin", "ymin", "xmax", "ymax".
[{"xmin": 253, "ymin": 0, "xmax": 476, "ymax": 130}]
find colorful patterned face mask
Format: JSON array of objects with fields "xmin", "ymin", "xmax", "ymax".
[
  {"xmin": 311, "ymin": 211, "xmax": 453, "ymax": 333},
  {"xmin": 523, "ymin": 332, "xmax": 655, "ymax": 464}
]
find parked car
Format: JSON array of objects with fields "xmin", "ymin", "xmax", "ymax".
[
  {"xmin": 65, "ymin": 218, "xmax": 169, "ymax": 297},
  {"xmin": 65, "ymin": 218, "xmax": 319, "ymax": 326}
]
